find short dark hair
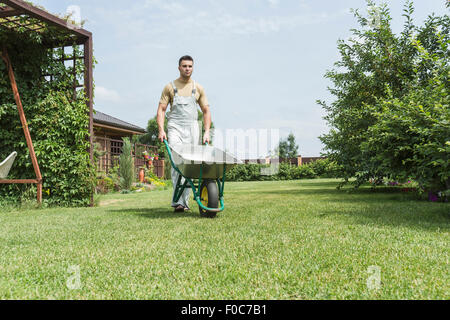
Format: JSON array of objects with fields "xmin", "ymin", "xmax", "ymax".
[{"xmin": 179, "ymin": 55, "xmax": 194, "ymax": 66}]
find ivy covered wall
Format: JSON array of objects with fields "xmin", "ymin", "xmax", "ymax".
[{"xmin": 0, "ymin": 29, "xmax": 95, "ymax": 206}]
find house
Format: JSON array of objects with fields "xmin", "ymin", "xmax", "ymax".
[
  {"xmin": 93, "ymin": 110, "xmax": 164, "ymax": 178},
  {"xmin": 94, "ymin": 110, "xmax": 146, "ymax": 139}
]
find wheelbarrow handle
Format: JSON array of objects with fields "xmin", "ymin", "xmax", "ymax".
[{"xmin": 163, "ymin": 139, "xmax": 182, "ymax": 176}]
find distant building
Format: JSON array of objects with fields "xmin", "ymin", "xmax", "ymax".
[{"xmin": 300, "ymin": 157, "xmax": 327, "ymax": 165}]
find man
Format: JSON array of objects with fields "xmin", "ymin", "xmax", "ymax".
[{"xmin": 157, "ymin": 55, "xmax": 212, "ymax": 212}]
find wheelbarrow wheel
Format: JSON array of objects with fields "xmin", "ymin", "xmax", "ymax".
[{"xmin": 199, "ymin": 180, "xmax": 219, "ymax": 218}]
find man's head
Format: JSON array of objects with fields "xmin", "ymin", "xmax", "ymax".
[{"xmin": 178, "ymin": 55, "xmax": 194, "ymax": 79}]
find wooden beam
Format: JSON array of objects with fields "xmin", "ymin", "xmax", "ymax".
[
  {"xmin": 84, "ymin": 36, "xmax": 93, "ymax": 163},
  {"xmin": 94, "ymin": 122, "xmax": 145, "ymax": 136},
  {"xmin": 0, "ymin": 8, "xmax": 22, "ymax": 18},
  {"xmin": 1, "ymin": 0, "xmax": 92, "ymax": 38},
  {"xmin": 84, "ymin": 35, "xmax": 94, "ymax": 206},
  {"xmin": 0, "ymin": 179, "xmax": 39, "ymax": 184},
  {"xmin": 1, "ymin": 45, "xmax": 42, "ymax": 203}
]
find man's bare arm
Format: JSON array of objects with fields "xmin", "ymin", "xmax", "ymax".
[
  {"xmin": 200, "ymin": 104, "xmax": 211, "ymax": 144},
  {"xmin": 157, "ymin": 103, "xmax": 168, "ymax": 142}
]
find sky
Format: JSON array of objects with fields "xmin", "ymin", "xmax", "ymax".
[{"xmin": 33, "ymin": 0, "xmax": 448, "ymax": 157}]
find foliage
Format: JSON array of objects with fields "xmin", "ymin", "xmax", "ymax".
[
  {"xmin": 144, "ymin": 167, "xmax": 166, "ymax": 187},
  {"xmin": 96, "ymin": 176, "xmax": 117, "ymax": 195},
  {"xmin": 362, "ymin": 36, "xmax": 449, "ymax": 192},
  {"xmin": 138, "ymin": 115, "xmax": 167, "ymax": 156},
  {"xmin": 96, "ymin": 168, "xmax": 120, "ymax": 195},
  {"xmin": 0, "ymin": 29, "xmax": 95, "ymax": 206},
  {"xmin": 226, "ymin": 159, "xmax": 342, "ymax": 182},
  {"xmin": 93, "ymin": 142, "xmax": 107, "ymax": 165},
  {"xmin": 226, "ymin": 164, "xmax": 266, "ymax": 182},
  {"xmin": 119, "ymin": 138, "xmax": 135, "ymax": 190},
  {"xmin": 318, "ymin": 0, "xmax": 449, "ymax": 192},
  {"xmin": 275, "ymin": 133, "xmax": 299, "ymax": 159}
]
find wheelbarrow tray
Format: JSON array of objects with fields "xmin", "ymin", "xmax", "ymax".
[{"xmin": 169, "ymin": 144, "xmax": 242, "ymax": 179}]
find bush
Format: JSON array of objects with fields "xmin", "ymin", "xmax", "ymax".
[
  {"xmin": 318, "ymin": 1, "xmax": 449, "ymax": 191},
  {"xmin": 308, "ymin": 158, "xmax": 343, "ymax": 178},
  {"xmin": 293, "ymin": 165, "xmax": 316, "ymax": 179},
  {"xmin": 361, "ymin": 38, "xmax": 449, "ymax": 193},
  {"xmin": 95, "ymin": 176, "xmax": 117, "ymax": 194},
  {"xmin": 226, "ymin": 160, "xmax": 341, "ymax": 182},
  {"xmin": 227, "ymin": 164, "xmax": 267, "ymax": 181}
]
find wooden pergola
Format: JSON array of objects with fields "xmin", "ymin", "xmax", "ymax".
[{"xmin": 0, "ymin": 0, "xmax": 94, "ymax": 204}]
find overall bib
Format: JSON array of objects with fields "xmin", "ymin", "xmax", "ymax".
[{"xmin": 167, "ymin": 81, "xmax": 200, "ymax": 209}]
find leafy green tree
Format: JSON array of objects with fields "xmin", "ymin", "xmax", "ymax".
[
  {"xmin": 362, "ymin": 37, "xmax": 449, "ymax": 192},
  {"xmin": 286, "ymin": 133, "xmax": 299, "ymax": 158},
  {"xmin": 138, "ymin": 115, "xmax": 166, "ymax": 155},
  {"xmin": 275, "ymin": 133, "xmax": 299, "ymax": 159},
  {"xmin": 318, "ymin": 0, "xmax": 449, "ymax": 189}
]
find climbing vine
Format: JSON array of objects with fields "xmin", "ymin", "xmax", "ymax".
[{"xmin": 0, "ymin": 26, "xmax": 95, "ymax": 206}]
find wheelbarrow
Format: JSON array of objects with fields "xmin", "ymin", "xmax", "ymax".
[{"xmin": 164, "ymin": 140, "xmax": 242, "ymax": 218}]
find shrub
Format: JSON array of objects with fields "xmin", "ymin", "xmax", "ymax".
[
  {"xmin": 227, "ymin": 164, "xmax": 265, "ymax": 181},
  {"xmin": 226, "ymin": 160, "xmax": 341, "ymax": 182},
  {"xmin": 119, "ymin": 138, "xmax": 135, "ymax": 190},
  {"xmin": 318, "ymin": 1, "xmax": 449, "ymax": 190}
]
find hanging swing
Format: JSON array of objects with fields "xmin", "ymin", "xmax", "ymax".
[{"xmin": 0, "ymin": 152, "xmax": 17, "ymax": 179}]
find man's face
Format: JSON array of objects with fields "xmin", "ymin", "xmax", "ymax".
[{"xmin": 178, "ymin": 60, "xmax": 193, "ymax": 78}]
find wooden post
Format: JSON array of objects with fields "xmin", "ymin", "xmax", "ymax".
[
  {"xmin": 1, "ymin": 45, "xmax": 42, "ymax": 203},
  {"xmin": 160, "ymin": 160, "xmax": 165, "ymax": 179},
  {"xmin": 84, "ymin": 36, "xmax": 94, "ymax": 206}
]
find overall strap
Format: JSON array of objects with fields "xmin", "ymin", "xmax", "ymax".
[
  {"xmin": 192, "ymin": 80, "xmax": 197, "ymax": 97},
  {"xmin": 171, "ymin": 82, "xmax": 178, "ymax": 96}
]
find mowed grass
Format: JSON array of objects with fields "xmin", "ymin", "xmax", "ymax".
[{"xmin": 0, "ymin": 179, "xmax": 448, "ymax": 300}]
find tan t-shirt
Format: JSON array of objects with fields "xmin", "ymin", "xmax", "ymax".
[{"xmin": 159, "ymin": 78, "xmax": 209, "ymax": 108}]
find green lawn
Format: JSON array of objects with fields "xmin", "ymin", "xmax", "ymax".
[{"xmin": 0, "ymin": 179, "xmax": 448, "ymax": 299}]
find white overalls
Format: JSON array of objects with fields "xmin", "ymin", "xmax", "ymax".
[{"xmin": 167, "ymin": 81, "xmax": 200, "ymax": 209}]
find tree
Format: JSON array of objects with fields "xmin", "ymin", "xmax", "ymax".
[
  {"xmin": 119, "ymin": 137, "xmax": 135, "ymax": 191},
  {"xmin": 318, "ymin": 0, "xmax": 449, "ymax": 190},
  {"xmin": 138, "ymin": 116, "xmax": 166, "ymax": 155},
  {"xmin": 362, "ymin": 37, "xmax": 449, "ymax": 192},
  {"xmin": 275, "ymin": 133, "xmax": 299, "ymax": 159},
  {"xmin": 286, "ymin": 133, "xmax": 299, "ymax": 158}
]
